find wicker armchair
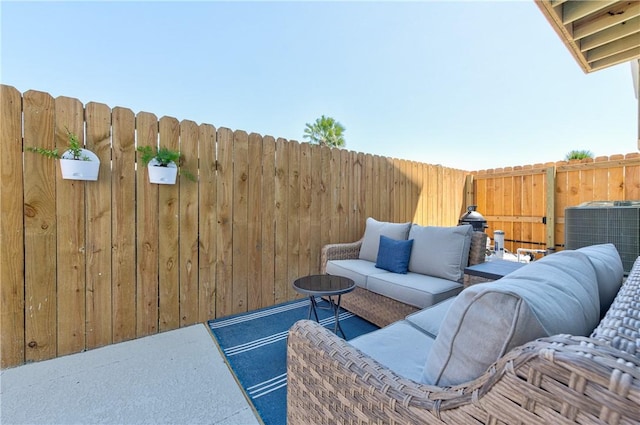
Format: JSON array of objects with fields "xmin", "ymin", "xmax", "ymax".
[
  {"xmin": 321, "ymin": 231, "xmax": 488, "ymax": 327},
  {"xmin": 287, "ymin": 256, "xmax": 640, "ymax": 424}
]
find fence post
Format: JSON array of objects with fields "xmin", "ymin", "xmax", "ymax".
[
  {"xmin": 545, "ymin": 166, "xmax": 556, "ymax": 249},
  {"xmin": 464, "ymin": 174, "xmax": 474, "ymax": 212}
]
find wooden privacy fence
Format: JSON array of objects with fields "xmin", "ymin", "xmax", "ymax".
[
  {"xmin": 473, "ymin": 154, "xmax": 640, "ymax": 255},
  {"xmin": 0, "ymin": 86, "xmax": 468, "ymax": 368}
]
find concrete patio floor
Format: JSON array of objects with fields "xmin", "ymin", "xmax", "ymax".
[{"xmin": 0, "ymin": 324, "xmax": 260, "ymax": 425}]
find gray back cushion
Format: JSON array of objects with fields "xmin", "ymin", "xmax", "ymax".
[
  {"xmin": 408, "ymin": 224, "xmax": 473, "ymax": 282},
  {"xmin": 358, "ymin": 218, "xmax": 411, "ymax": 262},
  {"xmin": 576, "ymin": 244, "xmax": 623, "ymax": 317},
  {"xmin": 422, "ymin": 250, "xmax": 599, "ymax": 387}
]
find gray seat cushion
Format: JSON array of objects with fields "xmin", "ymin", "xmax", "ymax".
[
  {"xmin": 350, "ymin": 320, "xmax": 435, "ymax": 382},
  {"xmin": 325, "ymin": 259, "xmax": 387, "ymax": 289},
  {"xmin": 367, "ymin": 272, "xmax": 463, "ymax": 309},
  {"xmin": 405, "ymin": 298, "xmax": 456, "ymax": 338}
]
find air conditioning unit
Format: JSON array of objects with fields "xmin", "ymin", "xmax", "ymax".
[{"xmin": 565, "ymin": 201, "xmax": 640, "ymax": 273}]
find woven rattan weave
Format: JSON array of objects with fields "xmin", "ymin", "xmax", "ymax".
[{"xmin": 287, "ymin": 257, "xmax": 640, "ymax": 424}]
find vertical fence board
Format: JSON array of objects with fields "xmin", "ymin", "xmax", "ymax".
[
  {"xmin": 23, "ymin": 90, "xmax": 57, "ymax": 362},
  {"xmin": 158, "ymin": 117, "xmax": 180, "ymax": 331},
  {"xmin": 179, "ymin": 120, "xmax": 199, "ymax": 326},
  {"xmin": 232, "ymin": 130, "xmax": 249, "ymax": 314},
  {"xmin": 350, "ymin": 152, "xmax": 358, "ymax": 239},
  {"xmin": 338, "ymin": 150, "xmax": 350, "ymax": 242},
  {"xmin": 248, "ymin": 133, "xmax": 263, "ymax": 311},
  {"xmin": 0, "ymin": 85, "xmax": 25, "ymax": 367},
  {"xmin": 136, "ymin": 112, "xmax": 159, "ymax": 336},
  {"xmin": 111, "ymin": 107, "xmax": 136, "ymax": 343},
  {"xmin": 198, "ymin": 124, "xmax": 217, "ymax": 321},
  {"xmin": 299, "ymin": 143, "xmax": 312, "ymax": 279},
  {"xmin": 382, "ymin": 158, "xmax": 396, "ymax": 221},
  {"xmin": 609, "ymin": 155, "xmax": 625, "ymax": 201},
  {"xmin": 55, "ymin": 96, "xmax": 86, "ymax": 356},
  {"xmin": 502, "ymin": 174, "xmax": 514, "ymax": 252},
  {"xmin": 351, "ymin": 153, "xmax": 368, "ymax": 235},
  {"xmin": 580, "ymin": 162, "xmax": 595, "ymax": 203},
  {"xmin": 216, "ymin": 128, "xmax": 234, "ymax": 317},
  {"xmin": 85, "ymin": 102, "xmax": 112, "ymax": 349},
  {"xmin": 485, "ymin": 172, "xmax": 496, "ymax": 234},
  {"xmin": 554, "ymin": 167, "xmax": 568, "ymax": 248},
  {"xmin": 329, "ymin": 148, "xmax": 341, "ymax": 243},
  {"xmin": 261, "ymin": 136, "xmax": 276, "ymax": 307},
  {"xmin": 320, "ymin": 147, "xmax": 332, "ymax": 249},
  {"xmin": 420, "ymin": 164, "xmax": 430, "ymax": 225},
  {"xmin": 412, "ymin": 162, "xmax": 422, "ymax": 224},
  {"xmin": 593, "ymin": 157, "xmax": 610, "ymax": 200},
  {"xmin": 391, "ymin": 159, "xmax": 401, "ymax": 223},
  {"xmin": 522, "ymin": 170, "xmax": 534, "ymax": 249},
  {"xmin": 531, "ymin": 170, "xmax": 545, "ymax": 248},
  {"xmin": 363, "ymin": 154, "xmax": 374, "ymax": 221},
  {"xmin": 407, "ymin": 161, "xmax": 416, "ymax": 223},
  {"xmin": 372, "ymin": 157, "xmax": 381, "ymax": 221},
  {"xmin": 626, "ymin": 153, "xmax": 640, "ymax": 199},
  {"xmin": 310, "ymin": 145, "xmax": 322, "ymax": 273},
  {"xmin": 512, "ymin": 172, "xmax": 523, "ymax": 251},
  {"xmin": 274, "ymin": 138, "xmax": 289, "ymax": 304},
  {"xmin": 567, "ymin": 167, "xmax": 581, "ymax": 208},
  {"xmin": 437, "ymin": 167, "xmax": 446, "ymax": 224},
  {"xmin": 287, "ymin": 141, "xmax": 301, "ymax": 300}
]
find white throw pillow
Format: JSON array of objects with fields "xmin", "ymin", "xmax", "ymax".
[
  {"xmin": 422, "ymin": 250, "xmax": 599, "ymax": 387},
  {"xmin": 358, "ymin": 217, "xmax": 411, "ymax": 262},
  {"xmin": 408, "ymin": 224, "xmax": 473, "ymax": 282}
]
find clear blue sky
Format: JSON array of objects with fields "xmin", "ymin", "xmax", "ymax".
[{"xmin": 2, "ymin": 1, "xmax": 637, "ymax": 171}]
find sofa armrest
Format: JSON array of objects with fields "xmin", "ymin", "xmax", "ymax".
[
  {"xmin": 287, "ymin": 320, "xmax": 640, "ymax": 424},
  {"xmin": 320, "ymin": 239, "xmax": 363, "ymax": 273}
]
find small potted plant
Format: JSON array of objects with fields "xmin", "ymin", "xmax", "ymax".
[
  {"xmin": 26, "ymin": 129, "xmax": 100, "ymax": 181},
  {"xmin": 136, "ymin": 145, "xmax": 195, "ymax": 184}
]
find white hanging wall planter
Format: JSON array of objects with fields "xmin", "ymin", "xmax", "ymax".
[
  {"xmin": 147, "ymin": 158, "xmax": 178, "ymax": 185},
  {"xmin": 59, "ymin": 149, "xmax": 100, "ymax": 181}
]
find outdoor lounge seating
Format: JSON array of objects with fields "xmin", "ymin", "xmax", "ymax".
[
  {"xmin": 287, "ymin": 244, "xmax": 640, "ymax": 424},
  {"xmin": 321, "ymin": 218, "xmax": 487, "ymax": 327}
]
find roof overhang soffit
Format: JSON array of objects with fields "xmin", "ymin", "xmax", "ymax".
[{"xmin": 535, "ymin": 0, "xmax": 640, "ymax": 73}]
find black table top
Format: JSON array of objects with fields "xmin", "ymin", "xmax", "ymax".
[
  {"xmin": 292, "ymin": 275, "xmax": 356, "ymax": 296},
  {"xmin": 464, "ymin": 260, "xmax": 527, "ymax": 280}
]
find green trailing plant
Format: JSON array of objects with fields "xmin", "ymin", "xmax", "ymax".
[
  {"xmin": 136, "ymin": 145, "xmax": 196, "ymax": 181},
  {"xmin": 26, "ymin": 129, "xmax": 89, "ymax": 161},
  {"xmin": 565, "ymin": 149, "xmax": 594, "ymax": 161}
]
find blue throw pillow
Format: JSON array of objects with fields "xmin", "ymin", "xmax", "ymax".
[{"xmin": 375, "ymin": 235, "xmax": 414, "ymax": 274}]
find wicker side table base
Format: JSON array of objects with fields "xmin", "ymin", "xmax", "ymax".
[{"xmin": 338, "ymin": 287, "xmax": 419, "ymax": 328}]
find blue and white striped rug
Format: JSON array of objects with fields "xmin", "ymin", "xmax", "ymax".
[{"xmin": 208, "ymin": 297, "xmax": 378, "ymax": 425}]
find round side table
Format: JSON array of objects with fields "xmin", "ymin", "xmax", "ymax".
[{"xmin": 292, "ymin": 274, "xmax": 355, "ymax": 338}]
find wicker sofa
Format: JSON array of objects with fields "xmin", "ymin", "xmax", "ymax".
[
  {"xmin": 288, "ymin": 247, "xmax": 640, "ymax": 424},
  {"xmin": 321, "ymin": 218, "xmax": 488, "ymax": 327}
]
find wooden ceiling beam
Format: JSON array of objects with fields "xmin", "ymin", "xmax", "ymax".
[
  {"xmin": 590, "ymin": 47, "xmax": 640, "ymax": 71},
  {"xmin": 587, "ymin": 33, "xmax": 640, "ymax": 62},
  {"xmin": 573, "ymin": 2, "xmax": 640, "ymax": 40},
  {"xmin": 562, "ymin": 0, "xmax": 618, "ymax": 25},
  {"xmin": 580, "ymin": 16, "xmax": 640, "ymax": 52}
]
